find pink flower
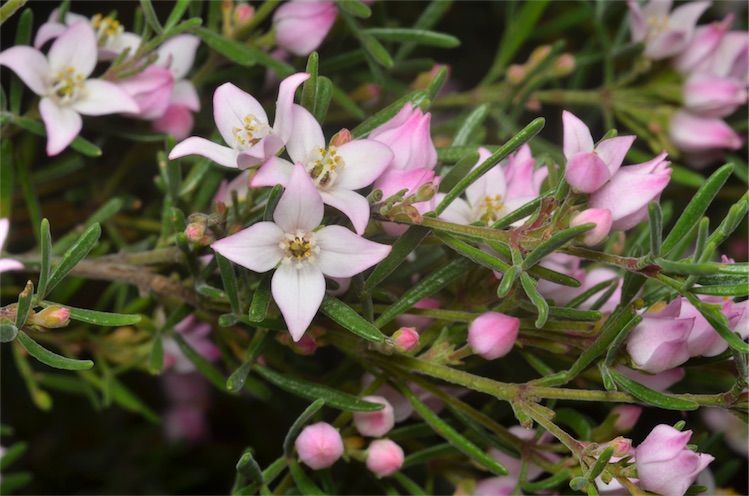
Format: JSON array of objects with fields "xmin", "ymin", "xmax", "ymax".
[
  {"xmin": 570, "ymin": 208, "xmax": 613, "ymax": 246},
  {"xmin": 627, "ymin": 0, "xmax": 710, "ymax": 60},
  {"xmin": 670, "ymin": 110, "xmax": 742, "ymax": 155},
  {"xmin": 392, "ymin": 327, "xmax": 419, "ymax": 352},
  {"xmin": 612, "ymin": 405, "xmax": 643, "ymax": 432},
  {"xmin": 152, "ymin": 35, "xmax": 201, "ymax": 139},
  {"xmin": 396, "ymin": 297, "xmax": 440, "ymax": 331},
  {"xmin": 252, "ymin": 104, "xmax": 393, "ymax": 234},
  {"xmin": 681, "ymin": 295, "xmax": 744, "ymax": 357},
  {"xmin": 635, "ymin": 424, "xmax": 714, "ymax": 496},
  {"xmin": 691, "ymin": 30, "xmax": 749, "ymax": 83},
  {"xmin": 353, "ymin": 396, "xmax": 395, "ymax": 437},
  {"xmin": 626, "ymin": 299, "xmax": 694, "ymax": 373},
  {"xmin": 169, "ymin": 73, "xmax": 310, "ymax": 169},
  {"xmin": 295, "ymin": 422, "xmax": 344, "ymax": 470},
  {"xmin": 468, "ymin": 312, "xmax": 520, "ymax": 360},
  {"xmin": 212, "ymin": 165, "xmax": 391, "ymax": 341},
  {"xmin": 163, "ymin": 315, "xmax": 220, "ymax": 373},
  {"xmin": 366, "ymin": 439, "xmax": 404, "ymax": 477},
  {"xmin": 589, "ymin": 152, "xmax": 672, "ymax": 231},
  {"xmin": 0, "ymin": 22, "xmax": 139, "ymax": 155},
  {"xmin": 474, "ymin": 477, "xmax": 516, "ymax": 496},
  {"xmin": 273, "ymin": 1, "xmax": 338, "ymax": 56},
  {"xmin": 34, "ymin": 9, "xmax": 141, "ymax": 60},
  {"xmin": 683, "ymin": 74, "xmax": 747, "ymax": 118},
  {"xmin": 618, "ymin": 366, "xmax": 686, "ymax": 391},
  {"xmin": 117, "ymin": 66, "xmax": 175, "ymax": 120},
  {"xmin": 562, "ymin": 111, "xmax": 635, "ymax": 193},
  {"xmin": 0, "ymin": 219, "xmax": 23, "ymax": 273},
  {"xmin": 214, "ymin": 171, "xmax": 251, "ymax": 207},
  {"xmin": 673, "ymin": 15, "xmax": 733, "ymax": 74},
  {"xmin": 369, "ymin": 103, "xmax": 438, "ymax": 172}
]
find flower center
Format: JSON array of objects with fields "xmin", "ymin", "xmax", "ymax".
[
  {"xmin": 646, "ymin": 15, "xmax": 669, "ymax": 36},
  {"xmin": 232, "ymin": 114, "xmax": 271, "ymax": 150},
  {"xmin": 279, "ymin": 230, "xmax": 320, "ymax": 269},
  {"xmin": 51, "ymin": 66, "xmax": 85, "ymax": 104},
  {"xmin": 91, "ymin": 13, "xmax": 124, "ymax": 47},
  {"xmin": 305, "ymin": 146, "xmax": 344, "ymax": 190},
  {"xmin": 477, "ymin": 194, "xmax": 504, "ymax": 225}
]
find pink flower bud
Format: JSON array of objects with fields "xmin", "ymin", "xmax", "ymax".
[
  {"xmin": 607, "ymin": 436, "xmax": 633, "ymax": 457},
  {"xmin": 233, "ymin": 3, "xmax": 255, "ymax": 25},
  {"xmin": 293, "ymin": 333, "xmax": 318, "ymax": 356},
  {"xmin": 670, "ymin": 110, "xmax": 742, "ymax": 154},
  {"xmin": 392, "ymin": 327, "xmax": 419, "ymax": 352},
  {"xmin": 571, "ymin": 208, "xmax": 613, "ymax": 246},
  {"xmin": 635, "ymin": 424, "xmax": 714, "ymax": 496},
  {"xmin": 353, "ymin": 396, "xmax": 395, "ymax": 437},
  {"xmin": 365, "ymin": 439, "xmax": 404, "ymax": 477},
  {"xmin": 612, "ymin": 405, "xmax": 642, "ymax": 432},
  {"xmin": 683, "ymin": 74, "xmax": 747, "ymax": 118},
  {"xmin": 31, "ymin": 305, "xmax": 71, "ymax": 328},
  {"xmin": 369, "ymin": 103, "xmax": 437, "ymax": 172},
  {"xmin": 295, "ymin": 422, "xmax": 344, "ymax": 470},
  {"xmin": 273, "ymin": 1, "xmax": 338, "ymax": 56},
  {"xmin": 117, "ymin": 66, "xmax": 175, "ymax": 120},
  {"xmin": 329, "ymin": 128, "xmax": 352, "ymax": 147},
  {"xmin": 185, "ymin": 222, "xmax": 205, "ymax": 242},
  {"xmin": 468, "ymin": 312, "xmax": 520, "ymax": 360}
]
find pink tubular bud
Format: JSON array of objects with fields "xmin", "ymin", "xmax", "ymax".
[
  {"xmin": 30, "ymin": 305, "xmax": 71, "ymax": 328},
  {"xmin": 571, "ymin": 208, "xmax": 613, "ymax": 246},
  {"xmin": 353, "ymin": 396, "xmax": 395, "ymax": 437},
  {"xmin": 330, "ymin": 128, "xmax": 352, "ymax": 147},
  {"xmin": 392, "ymin": 327, "xmax": 419, "ymax": 352},
  {"xmin": 366, "ymin": 439, "xmax": 404, "ymax": 477},
  {"xmin": 295, "ymin": 422, "xmax": 344, "ymax": 470},
  {"xmin": 607, "ymin": 436, "xmax": 633, "ymax": 457},
  {"xmin": 468, "ymin": 312, "xmax": 520, "ymax": 360},
  {"xmin": 185, "ymin": 222, "xmax": 205, "ymax": 242},
  {"xmin": 233, "ymin": 3, "xmax": 254, "ymax": 24}
]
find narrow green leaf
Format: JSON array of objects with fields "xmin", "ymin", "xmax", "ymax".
[
  {"xmin": 585, "ymin": 446, "xmax": 614, "ymax": 481},
  {"xmin": 395, "ymin": 0, "xmax": 453, "ymax": 61},
  {"xmin": 603, "ymin": 314, "xmax": 643, "ymax": 366},
  {"xmin": 648, "ymin": 203, "xmax": 662, "ymax": 256},
  {"xmin": 43, "ymin": 302, "xmax": 141, "ymax": 326},
  {"xmin": 437, "ymin": 233, "xmax": 511, "ymax": 273},
  {"xmin": 452, "ymin": 105, "xmax": 490, "ymax": 147},
  {"xmin": 338, "ymin": 0, "xmax": 371, "ymax": 17},
  {"xmin": 301, "ymin": 52, "xmax": 319, "ymax": 113},
  {"xmin": 609, "ymin": 368, "xmax": 698, "ymax": 410},
  {"xmin": 289, "ymin": 459, "xmax": 325, "ymax": 495},
  {"xmin": 248, "ymin": 275, "xmax": 272, "ymax": 322},
  {"xmin": 365, "ymin": 28, "xmax": 460, "ymax": 48},
  {"xmin": 197, "ymin": 27, "xmax": 258, "ymax": 65},
  {"xmin": 492, "ymin": 195, "xmax": 546, "ymax": 230},
  {"xmin": 320, "ymin": 296, "xmax": 387, "ymax": 343},
  {"xmin": 0, "ymin": 140, "xmax": 13, "ymax": 218},
  {"xmin": 216, "ymin": 253, "xmax": 241, "ymax": 315},
  {"xmin": 520, "ymin": 272, "xmax": 548, "ymax": 328},
  {"xmin": 165, "ymin": 0, "xmax": 190, "ymax": 29},
  {"xmin": 0, "ymin": 441, "xmax": 27, "ymax": 470},
  {"xmin": 684, "ymin": 292, "xmax": 749, "ymax": 353},
  {"xmin": 263, "ymin": 185, "xmax": 284, "ymax": 221},
  {"xmin": 497, "ymin": 266, "xmax": 520, "ymax": 298},
  {"xmin": 284, "ymin": 399, "xmax": 326, "ymax": 456},
  {"xmin": 661, "ymin": 163, "xmax": 733, "ymax": 255},
  {"xmin": 15, "ymin": 281, "xmax": 33, "ymax": 328},
  {"xmin": 522, "ymin": 469, "xmax": 572, "ymax": 492},
  {"xmin": 425, "ymin": 65, "xmax": 449, "ymax": 100},
  {"xmin": 692, "ymin": 284, "xmax": 748, "ymax": 297},
  {"xmin": 44, "ymin": 223, "xmax": 101, "ymax": 297},
  {"xmin": 236, "ymin": 448, "xmax": 264, "ymax": 483},
  {"xmin": 0, "ymin": 321, "xmax": 18, "ymax": 343},
  {"xmin": 365, "ymin": 226, "xmax": 430, "ymax": 291},
  {"xmin": 16, "ymin": 331, "xmax": 93, "ymax": 370},
  {"xmin": 314, "ymin": 76, "xmax": 334, "ymax": 122},
  {"xmin": 255, "ymin": 365, "xmax": 384, "ymax": 411},
  {"xmin": 149, "ymin": 332, "xmax": 164, "ymax": 374},
  {"xmin": 656, "ymin": 258, "xmax": 719, "ymax": 276},
  {"xmin": 523, "ymin": 223, "xmax": 594, "ymax": 269},
  {"xmin": 439, "ymin": 150, "xmax": 479, "ymax": 193},
  {"xmin": 139, "ymin": 0, "xmax": 164, "ymax": 33},
  {"xmin": 10, "ymin": 9, "xmax": 32, "ymax": 113},
  {"xmin": 174, "ymin": 333, "xmax": 227, "ymax": 389}
]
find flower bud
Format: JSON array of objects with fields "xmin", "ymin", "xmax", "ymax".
[
  {"xmin": 233, "ymin": 3, "xmax": 254, "ymax": 25},
  {"xmin": 30, "ymin": 305, "xmax": 71, "ymax": 328},
  {"xmin": 553, "ymin": 53, "xmax": 576, "ymax": 76},
  {"xmin": 185, "ymin": 222, "xmax": 206, "ymax": 242},
  {"xmin": 353, "ymin": 396, "xmax": 395, "ymax": 437},
  {"xmin": 571, "ymin": 208, "xmax": 613, "ymax": 246},
  {"xmin": 468, "ymin": 312, "xmax": 520, "ymax": 360},
  {"xmin": 607, "ymin": 436, "xmax": 633, "ymax": 457},
  {"xmin": 683, "ymin": 74, "xmax": 747, "ymax": 118},
  {"xmin": 329, "ymin": 128, "xmax": 352, "ymax": 147},
  {"xmin": 506, "ymin": 64, "xmax": 527, "ymax": 84},
  {"xmin": 273, "ymin": 1, "xmax": 338, "ymax": 56},
  {"xmin": 366, "ymin": 439, "xmax": 404, "ymax": 477},
  {"xmin": 612, "ymin": 405, "xmax": 642, "ymax": 432},
  {"xmin": 369, "ymin": 103, "xmax": 437, "ymax": 171},
  {"xmin": 295, "ymin": 422, "xmax": 344, "ymax": 470},
  {"xmin": 392, "ymin": 327, "xmax": 419, "ymax": 352},
  {"xmin": 670, "ymin": 110, "xmax": 742, "ymax": 154}
]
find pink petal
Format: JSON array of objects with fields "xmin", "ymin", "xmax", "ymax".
[
  {"xmin": 157, "ymin": 34, "xmax": 200, "ymax": 79},
  {"xmin": 590, "ymin": 164, "xmax": 671, "ymax": 224},
  {"xmin": 211, "ymin": 221, "xmax": 284, "ymax": 272},
  {"xmin": 0, "ymin": 218, "xmax": 8, "ymax": 248},
  {"xmin": 626, "ymin": 317, "xmax": 693, "ymax": 373},
  {"xmin": 334, "ymin": 140, "xmax": 393, "ymax": 190},
  {"xmin": 369, "ymin": 103, "xmax": 413, "ymax": 137},
  {"xmin": 34, "ymin": 21, "xmax": 67, "ymax": 49},
  {"xmin": 595, "ymin": 135, "xmax": 636, "ymax": 175},
  {"xmin": 0, "ymin": 258, "xmax": 24, "ymax": 273},
  {"xmin": 152, "ymin": 105, "xmax": 194, "ymax": 140},
  {"xmin": 272, "ymin": 263, "xmax": 325, "ymax": 341},
  {"xmin": 273, "ymin": 164, "xmax": 324, "ymax": 232},
  {"xmin": 286, "ymin": 104, "xmax": 325, "ymax": 164},
  {"xmin": 562, "ymin": 110, "xmax": 594, "ymax": 158},
  {"xmin": 617, "ymin": 366, "xmax": 685, "ymax": 392},
  {"xmin": 0, "ymin": 46, "xmax": 50, "ymax": 96},
  {"xmin": 72, "ymin": 79, "xmax": 140, "ymax": 115},
  {"xmin": 236, "ymin": 135, "xmax": 286, "ymax": 168},
  {"xmin": 39, "ymin": 97, "xmax": 82, "ymax": 156},
  {"xmin": 251, "ymin": 156, "xmax": 295, "ymax": 188},
  {"xmin": 48, "ymin": 21, "xmax": 97, "ymax": 77},
  {"xmin": 565, "ymin": 152, "xmax": 610, "ymax": 193},
  {"xmin": 171, "ymin": 80, "xmax": 200, "ymax": 111},
  {"xmin": 626, "ymin": 0, "xmax": 647, "ymax": 42},
  {"xmin": 670, "ymin": 111, "xmax": 742, "ymax": 153},
  {"xmin": 273, "ymin": 1, "xmax": 338, "ymax": 56},
  {"xmin": 636, "ymin": 425, "xmax": 692, "ymax": 464},
  {"xmin": 315, "ymin": 225, "xmax": 391, "ymax": 277},
  {"xmin": 320, "ymin": 188, "xmax": 371, "ymax": 235},
  {"xmin": 213, "ymin": 83, "xmax": 268, "ymax": 147},
  {"xmin": 169, "ymin": 137, "xmax": 239, "ymax": 168},
  {"xmin": 273, "ymin": 72, "xmax": 310, "ymax": 143}
]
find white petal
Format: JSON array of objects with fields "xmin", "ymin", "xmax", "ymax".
[
  {"xmin": 320, "ymin": 188, "xmax": 371, "ymax": 235},
  {"xmin": 169, "ymin": 137, "xmax": 240, "ymax": 168},
  {"xmin": 273, "ymin": 72, "xmax": 310, "ymax": 143},
  {"xmin": 251, "ymin": 157, "xmax": 295, "ymax": 188},
  {"xmin": 170, "ymin": 80, "xmax": 200, "ymax": 111},
  {"xmin": 39, "ymin": 97, "xmax": 82, "ymax": 156},
  {"xmin": 108, "ymin": 32, "xmax": 142, "ymax": 57},
  {"xmin": 273, "ymin": 164, "xmax": 324, "ymax": 233},
  {"xmin": 34, "ymin": 21, "xmax": 67, "ymax": 49},
  {"xmin": 0, "ymin": 258, "xmax": 24, "ymax": 273},
  {"xmin": 211, "ymin": 222, "xmax": 284, "ymax": 272},
  {"xmin": 286, "ymin": 104, "xmax": 325, "ymax": 164},
  {"xmin": 0, "ymin": 46, "xmax": 50, "ymax": 95},
  {"xmin": 272, "ymin": 263, "xmax": 325, "ymax": 341},
  {"xmin": 438, "ymin": 196, "xmax": 474, "ymax": 225},
  {"xmin": 157, "ymin": 34, "xmax": 199, "ymax": 79},
  {"xmin": 334, "ymin": 140, "xmax": 394, "ymax": 190},
  {"xmin": 72, "ymin": 79, "xmax": 140, "ymax": 115},
  {"xmin": 466, "ymin": 164, "xmax": 506, "ymax": 208},
  {"xmin": 316, "ymin": 225, "xmax": 392, "ymax": 278},
  {"xmin": 0, "ymin": 219, "xmax": 7, "ymax": 248},
  {"xmin": 213, "ymin": 83, "xmax": 268, "ymax": 147},
  {"xmin": 48, "ymin": 21, "xmax": 97, "ymax": 77},
  {"xmin": 562, "ymin": 110, "xmax": 594, "ymax": 158}
]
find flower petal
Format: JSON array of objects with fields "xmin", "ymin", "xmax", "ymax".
[
  {"xmin": 320, "ymin": 188, "xmax": 371, "ymax": 235},
  {"xmin": 562, "ymin": 110, "xmax": 594, "ymax": 158},
  {"xmin": 34, "ymin": 21, "xmax": 68, "ymax": 49},
  {"xmin": 274, "ymin": 164, "xmax": 324, "ymax": 232},
  {"xmin": 286, "ymin": 104, "xmax": 324, "ymax": 164},
  {"xmin": 236, "ymin": 134, "xmax": 285, "ymax": 168},
  {"xmin": 72, "ymin": 79, "xmax": 140, "ymax": 115},
  {"xmin": 438, "ymin": 196, "xmax": 474, "ymax": 225},
  {"xmin": 157, "ymin": 34, "xmax": 199, "ymax": 79},
  {"xmin": 315, "ymin": 225, "xmax": 392, "ymax": 278},
  {"xmin": 48, "ymin": 21, "xmax": 97, "ymax": 77},
  {"xmin": 0, "ymin": 46, "xmax": 50, "ymax": 95},
  {"xmin": 107, "ymin": 32, "xmax": 142, "ymax": 58},
  {"xmin": 169, "ymin": 137, "xmax": 239, "ymax": 168},
  {"xmin": 272, "ymin": 263, "xmax": 325, "ymax": 341},
  {"xmin": 170, "ymin": 80, "xmax": 200, "ymax": 111},
  {"xmin": 39, "ymin": 97, "xmax": 82, "ymax": 156},
  {"xmin": 334, "ymin": 139, "xmax": 394, "ymax": 190},
  {"xmin": 251, "ymin": 156, "xmax": 295, "ymax": 188},
  {"xmin": 0, "ymin": 258, "xmax": 24, "ymax": 273},
  {"xmin": 273, "ymin": 72, "xmax": 311, "ymax": 143},
  {"xmin": 565, "ymin": 152, "xmax": 610, "ymax": 193},
  {"xmin": 595, "ymin": 135, "xmax": 636, "ymax": 175},
  {"xmin": 211, "ymin": 221, "xmax": 284, "ymax": 272},
  {"xmin": 213, "ymin": 83, "xmax": 268, "ymax": 147},
  {"xmin": 152, "ymin": 105, "xmax": 194, "ymax": 140},
  {"xmin": 0, "ymin": 218, "xmax": 8, "ymax": 248}
]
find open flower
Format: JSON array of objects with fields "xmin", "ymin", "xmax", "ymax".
[
  {"xmin": 273, "ymin": 1, "xmax": 338, "ymax": 56},
  {"xmin": 152, "ymin": 35, "xmax": 201, "ymax": 139},
  {"xmin": 34, "ymin": 9, "xmax": 141, "ymax": 60},
  {"xmin": 562, "ymin": 111, "xmax": 635, "ymax": 193},
  {"xmin": 0, "ymin": 219, "xmax": 23, "ymax": 273},
  {"xmin": 117, "ymin": 66, "xmax": 175, "ymax": 120},
  {"xmin": 252, "ymin": 104, "xmax": 393, "ymax": 234},
  {"xmin": 0, "ymin": 22, "xmax": 139, "ymax": 155},
  {"xmin": 627, "ymin": 0, "xmax": 710, "ymax": 60},
  {"xmin": 626, "ymin": 299, "xmax": 694, "ymax": 373},
  {"xmin": 212, "ymin": 164, "xmax": 391, "ymax": 341},
  {"xmin": 369, "ymin": 103, "xmax": 438, "ymax": 172},
  {"xmin": 169, "ymin": 73, "xmax": 310, "ymax": 169}
]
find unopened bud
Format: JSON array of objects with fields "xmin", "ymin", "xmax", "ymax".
[
  {"xmin": 295, "ymin": 422, "xmax": 344, "ymax": 470},
  {"xmin": 608, "ymin": 436, "xmax": 633, "ymax": 457},
  {"xmin": 294, "ymin": 333, "xmax": 318, "ymax": 356},
  {"xmin": 528, "ymin": 45, "xmax": 552, "ymax": 66},
  {"xmin": 507, "ymin": 64, "xmax": 527, "ymax": 84},
  {"xmin": 554, "ymin": 53, "xmax": 576, "ymax": 76},
  {"xmin": 392, "ymin": 327, "xmax": 419, "ymax": 352},
  {"xmin": 354, "ymin": 396, "xmax": 395, "ymax": 437},
  {"xmin": 571, "ymin": 208, "xmax": 613, "ymax": 246},
  {"xmin": 350, "ymin": 83, "xmax": 381, "ymax": 104},
  {"xmin": 330, "ymin": 128, "xmax": 352, "ymax": 147},
  {"xmin": 185, "ymin": 222, "xmax": 205, "ymax": 242},
  {"xmin": 233, "ymin": 2, "xmax": 254, "ymax": 24},
  {"xmin": 413, "ymin": 182, "xmax": 437, "ymax": 202},
  {"xmin": 31, "ymin": 306, "xmax": 71, "ymax": 329},
  {"xmin": 468, "ymin": 312, "xmax": 519, "ymax": 360},
  {"xmin": 366, "ymin": 439, "xmax": 404, "ymax": 477}
]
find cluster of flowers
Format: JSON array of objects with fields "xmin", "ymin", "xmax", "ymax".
[{"xmin": 627, "ymin": 0, "xmax": 748, "ymax": 165}]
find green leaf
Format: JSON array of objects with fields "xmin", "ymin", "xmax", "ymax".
[
  {"xmin": 254, "ymin": 365, "xmax": 384, "ymax": 411},
  {"xmin": 522, "ymin": 223, "xmax": 594, "ymax": 269},
  {"xmin": 216, "ymin": 253, "xmax": 241, "ymax": 315},
  {"xmin": 437, "ymin": 233, "xmax": 511, "ymax": 273},
  {"xmin": 289, "ymin": 459, "xmax": 325, "ymax": 495},
  {"xmin": 366, "ymin": 28, "xmax": 459, "ymax": 48},
  {"xmin": 15, "ymin": 281, "xmax": 33, "ymax": 328},
  {"xmin": 0, "ymin": 140, "xmax": 13, "ymax": 218},
  {"xmin": 301, "ymin": 52, "xmax": 319, "ymax": 113},
  {"xmin": 365, "ymin": 226, "xmax": 430, "ymax": 291},
  {"xmin": 520, "ymin": 272, "xmax": 549, "ymax": 328},
  {"xmin": 0, "ymin": 472, "xmax": 32, "ymax": 494},
  {"xmin": 585, "ymin": 446, "xmax": 614, "ymax": 481},
  {"xmin": 149, "ymin": 332, "xmax": 164, "ymax": 374},
  {"xmin": 395, "ymin": 0, "xmax": 453, "ymax": 61},
  {"xmin": 692, "ymin": 283, "xmax": 748, "ymax": 297},
  {"xmin": 174, "ymin": 333, "xmax": 227, "ymax": 389},
  {"xmin": 497, "ymin": 266, "xmax": 520, "ymax": 298},
  {"xmin": 648, "ymin": 202, "xmax": 662, "ymax": 256},
  {"xmin": 9, "ymin": 114, "xmax": 101, "ymax": 156},
  {"xmin": 661, "ymin": 163, "xmax": 733, "ymax": 255},
  {"xmin": 338, "ymin": 0, "xmax": 371, "ymax": 18},
  {"xmin": 16, "ymin": 331, "xmax": 93, "ymax": 370},
  {"xmin": 522, "ymin": 469, "xmax": 572, "ymax": 492},
  {"xmin": 284, "ymin": 399, "xmax": 325, "ymax": 456},
  {"xmin": 248, "ymin": 275, "xmax": 272, "ymax": 323},
  {"xmin": 320, "ymin": 296, "xmax": 387, "ymax": 343},
  {"xmin": 397, "ymin": 383, "xmax": 508, "ymax": 476},
  {"xmin": 44, "ymin": 302, "xmax": 141, "ymax": 326},
  {"xmin": 609, "ymin": 368, "xmax": 699, "ymax": 410},
  {"xmin": 492, "ymin": 195, "xmax": 546, "ymax": 230},
  {"xmin": 10, "ymin": 9, "xmax": 33, "ymax": 114},
  {"xmin": 425, "ymin": 65, "xmax": 449, "ymax": 100},
  {"xmin": 0, "ymin": 321, "xmax": 18, "ymax": 343},
  {"xmin": 44, "ymin": 223, "xmax": 101, "ymax": 297},
  {"xmin": 165, "ymin": 0, "xmax": 191, "ymax": 29},
  {"xmin": 236, "ymin": 448, "xmax": 264, "ymax": 483},
  {"xmin": 197, "ymin": 27, "xmax": 259, "ymax": 65},
  {"xmin": 656, "ymin": 258, "xmax": 719, "ymax": 276},
  {"xmin": 140, "ymin": 0, "xmax": 164, "ymax": 33},
  {"xmin": 314, "ymin": 77, "xmax": 334, "ymax": 122},
  {"xmin": 439, "ymin": 150, "xmax": 480, "ymax": 193},
  {"xmin": 452, "ymin": 105, "xmax": 490, "ymax": 147},
  {"xmin": 0, "ymin": 441, "xmax": 27, "ymax": 470}
]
